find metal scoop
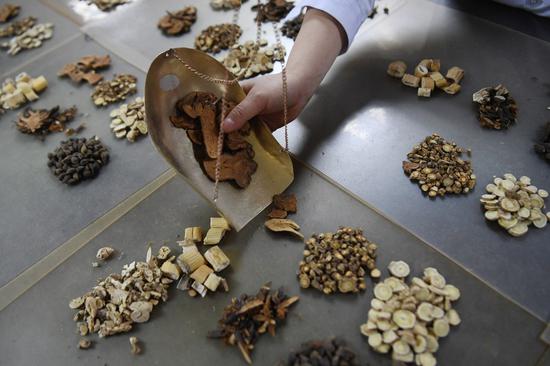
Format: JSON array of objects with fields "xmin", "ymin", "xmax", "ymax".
[{"xmin": 145, "ymin": 48, "xmax": 294, "ymax": 231}]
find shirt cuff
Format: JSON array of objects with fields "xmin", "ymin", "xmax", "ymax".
[{"xmin": 285, "ymin": 0, "xmax": 374, "ymax": 52}]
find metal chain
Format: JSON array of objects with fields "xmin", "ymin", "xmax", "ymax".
[{"xmin": 272, "ymin": 21, "xmax": 289, "ymax": 152}]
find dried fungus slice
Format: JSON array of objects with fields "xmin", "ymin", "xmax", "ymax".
[{"xmin": 273, "ymin": 193, "xmax": 297, "ymax": 213}]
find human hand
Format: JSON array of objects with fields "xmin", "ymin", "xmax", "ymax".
[{"xmin": 222, "ymin": 71, "xmax": 312, "ymax": 133}]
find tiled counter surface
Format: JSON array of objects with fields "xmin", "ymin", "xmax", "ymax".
[
  {"xmin": 0, "ymin": 34, "xmax": 168, "ymax": 286},
  {"xmin": 271, "ymin": 0, "xmax": 550, "ymax": 320},
  {"xmin": 0, "ymin": 162, "xmax": 546, "ymax": 365},
  {"xmin": 0, "ymin": 0, "xmax": 79, "ymax": 77}
]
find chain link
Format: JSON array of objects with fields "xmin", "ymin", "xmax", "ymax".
[{"xmin": 271, "ymin": 21, "xmax": 289, "ymax": 152}]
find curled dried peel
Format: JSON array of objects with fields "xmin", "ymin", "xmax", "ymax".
[{"xmin": 264, "ymin": 218, "xmax": 303, "ymax": 238}]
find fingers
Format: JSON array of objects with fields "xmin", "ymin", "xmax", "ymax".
[
  {"xmin": 222, "ymin": 92, "xmax": 267, "ymax": 133},
  {"xmin": 240, "ymin": 79, "xmax": 255, "ymax": 93}
]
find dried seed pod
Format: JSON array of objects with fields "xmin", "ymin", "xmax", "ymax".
[
  {"xmin": 473, "ymin": 85, "xmax": 517, "ymax": 130},
  {"xmin": 78, "ymin": 338, "xmax": 92, "ymax": 349},
  {"xmin": 282, "ymin": 338, "xmax": 360, "ymax": 366}
]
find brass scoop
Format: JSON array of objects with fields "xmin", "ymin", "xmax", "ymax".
[{"xmin": 145, "ymin": 48, "xmax": 294, "ymax": 231}]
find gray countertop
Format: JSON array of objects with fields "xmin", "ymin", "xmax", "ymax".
[{"xmin": 0, "ymin": 162, "xmax": 546, "ymax": 366}]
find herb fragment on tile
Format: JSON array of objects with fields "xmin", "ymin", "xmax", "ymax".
[
  {"xmin": 281, "ymin": 14, "xmax": 303, "ymax": 40},
  {"xmin": 0, "ymin": 16, "xmax": 36, "ymax": 37},
  {"xmin": 402, "ymin": 133, "xmax": 476, "ymax": 198},
  {"xmin": 16, "ymin": 106, "xmax": 77, "ymax": 137},
  {"xmin": 252, "ymin": 0, "xmax": 294, "ymax": 23},
  {"xmin": 109, "ymin": 97, "xmax": 147, "ymax": 142},
  {"xmin": 221, "ymin": 39, "xmax": 285, "ymax": 80},
  {"xmin": 360, "ymin": 262, "xmax": 461, "ymax": 364},
  {"xmin": 195, "ymin": 23, "xmax": 242, "ymax": 54},
  {"xmin": 59, "ymin": 54, "xmax": 111, "ymax": 86},
  {"xmin": 208, "ymin": 283, "xmax": 299, "ymax": 364},
  {"xmin": 47, "ymin": 136, "xmax": 110, "ymax": 185},
  {"xmin": 298, "ymin": 227, "xmax": 379, "ymax": 295},
  {"xmin": 281, "ymin": 338, "xmax": 361, "ymax": 366},
  {"xmin": 473, "ymin": 84, "xmax": 518, "ymax": 130},
  {"xmin": 0, "ymin": 72, "xmax": 48, "ymax": 113},
  {"xmin": 79, "ymin": 0, "xmax": 130, "ymax": 12},
  {"xmin": 1, "ymin": 23, "xmax": 54, "ymax": 55},
  {"xmin": 158, "ymin": 6, "xmax": 197, "ymax": 36},
  {"xmin": 481, "ymin": 173, "xmax": 548, "ymax": 236},
  {"xmin": 210, "ymin": 0, "xmax": 249, "ymax": 10},
  {"xmin": 91, "ymin": 74, "xmax": 137, "ymax": 107},
  {"xmin": 0, "ymin": 4, "xmax": 19, "ymax": 23}
]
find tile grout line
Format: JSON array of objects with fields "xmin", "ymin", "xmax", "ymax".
[
  {"xmin": 0, "ymin": 168, "xmax": 176, "ymax": 312},
  {"xmin": 291, "ymin": 155, "xmax": 547, "ymax": 325}
]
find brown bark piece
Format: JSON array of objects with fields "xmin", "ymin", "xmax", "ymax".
[
  {"xmin": 203, "ymin": 151, "xmax": 258, "ymax": 188},
  {"xmin": 200, "ymin": 107, "xmax": 220, "ymax": 159},
  {"xmin": 0, "ymin": 4, "xmax": 19, "ymax": 23},
  {"xmin": 170, "ymin": 114, "xmax": 197, "ymax": 130},
  {"xmin": 16, "ymin": 106, "xmax": 77, "ymax": 136},
  {"xmin": 225, "ymin": 131, "xmax": 250, "ymax": 151},
  {"xmin": 59, "ymin": 55, "xmax": 111, "ymax": 86},
  {"xmin": 186, "ymin": 130, "xmax": 203, "ymax": 145},
  {"xmin": 267, "ymin": 208, "xmax": 287, "ymax": 219},
  {"xmin": 81, "ymin": 72, "xmax": 103, "ymax": 86},
  {"xmin": 273, "ymin": 193, "xmax": 297, "ymax": 213}
]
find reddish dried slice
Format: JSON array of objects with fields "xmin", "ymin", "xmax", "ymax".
[
  {"xmin": 186, "ymin": 130, "xmax": 203, "ymax": 145},
  {"xmin": 81, "ymin": 72, "xmax": 103, "ymax": 85},
  {"xmin": 170, "ymin": 114, "xmax": 197, "ymax": 130},
  {"xmin": 203, "ymin": 151, "xmax": 258, "ymax": 188},
  {"xmin": 225, "ymin": 131, "xmax": 250, "ymax": 151},
  {"xmin": 402, "ymin": 161, "xmax": 420, "ymax": 175},
  {"xmin": 273, "ymin": 193, "xmax": 297, "ymax": 213},
  {"xmin": 268, "ymin": 208, "xmax": 287, "ymax": 219}
]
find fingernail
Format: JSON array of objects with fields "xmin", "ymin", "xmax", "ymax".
[{"xmin": 222, "ymin": 118, "xmax": 235, "ymax": 131}]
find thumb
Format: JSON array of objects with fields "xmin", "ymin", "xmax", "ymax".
[{"xmin": 222, "ymin": 92, "xmax": 266, "ymax": 133}]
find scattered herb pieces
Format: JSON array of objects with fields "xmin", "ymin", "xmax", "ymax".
[
  {"xmin": 91, "ymin": 74, "xmax": 137, "ymax": 106},
  {"xmin": 47, "ymin": 137, "xmax": 110, "ymax": 185},
  {"xmin": 195, "ymin": 23, "xmax": 242, "ymax": 54},
  {"xmin": 402, "ymin": 133, "xmax": 476, "ymax": 198},
  {"xmin": 58, "ymin": 55, "xmax": 111, "ymax": 86},
  {"xmin": 473, "ymin": 84, "xmax": 518, "ymax": 130},
  {"xmin": 158, "ymin": 6, "xmax": 197, "ymax": 36},
  {"xmin": 16, "ymin": 106, "xmax": 77, "ymax": 137},
  {"xmin": 298, "ymin": 227, "xmax": 379, "ymax": 295},
  {"xmin": 208, "ymin": 283, "xmax": 299, "ymax": 364},
  {"xmin": 252, "ymin": 0, "xmax": 294, "ymax": 23}
]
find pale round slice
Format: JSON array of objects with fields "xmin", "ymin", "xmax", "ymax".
[
  {"xmin": 360, "ymin": 323, "xmax": 372, "ymax": 337},
  {"xmin": 498, "ymin": 217, "xmax": 518, "ymax": 229},
  {"xmin": 508, "ymin": 221, "xmax": 529, "ymax": 237},
  {"xmin": 371, "ymin": 298, "xmax": 385, "ymax": 310},
  {"xmin": 392, "ymin": 350, "xmax": 414, "ymax": 362},
  {"xmin": 518, "ymin": 207, "xmax": 530, "ymax": 219},
  {"xmin": 383, "ymin": 330, "xmax": 398, "ymax": 344},
  {"xmin": 414, "ymin": 287, "xmax": 431, "ymax": 302},
  {"xmin": 417, "ymin": 302, "xmax": 434, "ymax": 322},
  {"xmin": 418, "ymin": 352, "xmax": 437, "ymax": 366},
  {"xmin": 519, "ymin": 176, "xmax": 531, "ymax": 186},
  {"xmin": 443, "ymin": 284, "xmax": 461, "ymax": 301},
  {"xmin": 428, "ymin": 273, "xmax": 446, "ymax": 289},
  {"xmin": 503, "ymin": 173, "xmax": 517, "ymax": 182},
  {"xmin": 481, "ymin": 194, "xmax": 496, "ymax": 200},
  {"xmin": 393, "ymin": 309, "xmax": 416, "ymax": 329},
  {"xmin": 388, "ymin": 261, "xmax": 410, "ymax": 278},
  {"xmin": 525, "ymin": 185, "xmax": 538, "ymax": 194},
  {"xmin": 374, "ymin": 343, "xmax": 390, "ymax": 354},
  {"xmin": 446, "ymin": 309, "xmax": 461, "ymax": 326},
  {"xmin": 374, "ymin": 283, "xmax": 393, "ymax": 301},
  {"xmin": 492, "ymin": 188, "xmax": 505, "ymax": 197},
  {"xmin": 485, "ymin": 183, "xmax": 497, "ymax": 193},
  {"xmin": 392, "ymin": 340, "xmax": 411, "ymax": 355},
  {"xmin": 500, "ymin": 179, "xmax": 516, "ymax": 192},
  {"xmin": 546, "ymin": 212, "xmax": 550, "ymax": 220},
  {"xmin": 493, "ymin": 177, "xmax": 503, "ymax": 185},
  {"xmin": 426, "ymin": 335, "xmax": 439, "ymax": 353},
  {"xmin": 385, "ymin": 277, "xmax": 406, "ymax": 292},
  {"xmin": 433, "ymin": 318, "xmax": 450, "ymax": 337},
  {"xmin": 423, "ymin": 267, "xmax": 439, "ymax": 277},
  {"xmin": 431, "ymin": 306, "xmax": 445, "ymax": 319},
  {"xmin": 413, "ymin": 335, "xmax": 427, "ymax": 354},
  {"xmin": 412, "ymin": 277, "xmax": 428, "ymax": 288},
  {"xmin": 368, "ymin": 332, "xmax": 382, "ymax": 347},
  {"xmin": 500, "ymin": 198, "xmax": 520, "ymax": 212},
  {"xmin": 377, "ymin": 320, "xmax": 391, "ymax": 331},
  {"xmin": 498, "ymin": 210, "xmax": 512, "ymax": 220},
  {"xmin": 538, "ymin": 189, "xmax": 549, "ymax": 198},
  {"xmin": 533, "ymin": 214, "xmax": 547, "ymax": 229},
  {"xmin": 484, "ymin": 210, "xmax": 499, "ymax": 221}
]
